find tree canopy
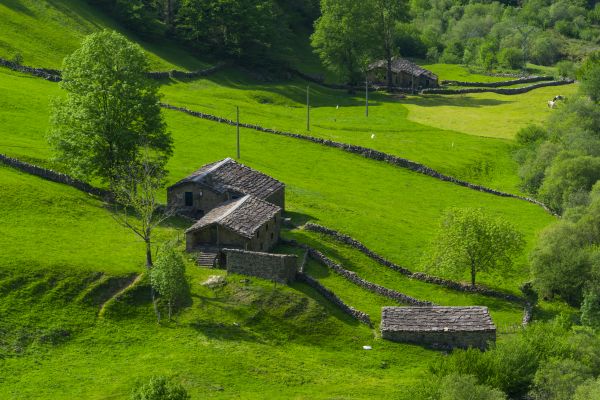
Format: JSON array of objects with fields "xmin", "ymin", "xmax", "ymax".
[
  {"xmin": 48, "ymin": 30, "xmax": 172, "ymax": 186},
  {"xmin": 428, "ymin": 208, "xmax": 525, "ymax": 287}
]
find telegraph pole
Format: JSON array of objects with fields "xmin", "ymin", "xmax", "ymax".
[
  {"xmin": 306, "ymin": 85, "xmax": 310, "ymax": 131},
  {"xmin": 236, "ymin": 106, "xmax": 240, "ymax": 159}
]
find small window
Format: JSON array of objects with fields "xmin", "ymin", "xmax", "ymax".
[{"xmin": 184, "ymin": 192, "xmax": 193, "ymax": 207}]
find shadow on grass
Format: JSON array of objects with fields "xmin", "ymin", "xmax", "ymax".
[
  {"xmin": 2, "ymin": 0, "xmax": 34, "ymax": 17},
  {"xmin": 401, "ymin": 94, "xmax": 513, "ymax": 108},
  {"xmin": 189, "ymin": 319, "xmax": 264, "ymax": 343}
]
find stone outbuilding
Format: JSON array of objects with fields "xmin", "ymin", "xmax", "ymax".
[
  {"xmin": 185, "ymin": 194, "xmax": 282, "ymax": 252},
  {"xmin": 367, "ymin": 58, "xmax": 438, "ymax": 90},
  {"xmin": 168, "ymin": 158, "xmax": 285, "ymax": 218},
  {"xmin": 381, "ymin": 306, "xmax": 496, "ymax": 350}
]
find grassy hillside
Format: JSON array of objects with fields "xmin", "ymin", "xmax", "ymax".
[{"xmin": 0, "ymin": 0, "xmax": 209, "ymax": 70}]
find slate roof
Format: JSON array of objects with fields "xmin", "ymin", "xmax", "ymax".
[
  {"xmin": 368, "ymin": 58, "xmax": 438, "ymax": 81},
  {"xmin": 381, "ymin": 306, "xmax": 496, "ymax": 333},
  {"xmin": 169, "ymin": 158, "xmax": 284, "ymax": 200},
  {"xmin": 185, "ymin": 195, "xmax": 281, "ymax": 239}
]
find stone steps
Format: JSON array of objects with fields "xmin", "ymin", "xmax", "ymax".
[{"xmin": 197, "ymin": 252, "xmax": 218, "ymax": 268}]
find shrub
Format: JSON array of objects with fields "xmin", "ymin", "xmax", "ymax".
[
  {"xmin": 10, "ymin": 52, "xmax": 23, "ymax": 65},
  {"xmin": 131, "ymin": 376, "xmax": 190, "ymax": 400},
  {"xmin": 406, "ymin": 374, "xmax": 506, "ymax": 400},
  {"xmin": 581, "ymin": 288, "xmax": 600, "ymax": 329},
  {"xmin": 515, "ymin": 125, "xmax": 547, "ymax": 146},
  {"xmin": 574, "ymin": 377, "xmax": 600, "ymax": 400},
  {"xmin": 498, "ymin": 47, "xmax": 524, "ymax": 70},
  {"xmin": 555, "ymin": 60, "xmax": 576, "ymax": 80},
  {"xmin": 426, "ymin": 47, "xmax": 440, "ymax": 62},
  {"xmin": 529, "ymin": 358, "xmax": 592, "ymax": 400},
  {"xmin": 530, "ymin": 33, "xmax": 564, "ymax": 66},
  {"xmin": 150, "ymin": 245, "xmax": 188, "ymax": 320}
]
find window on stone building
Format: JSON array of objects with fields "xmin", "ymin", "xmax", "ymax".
[{"xmin": 184, "ymin": 192, "xmax": 193, "ymax": 207}]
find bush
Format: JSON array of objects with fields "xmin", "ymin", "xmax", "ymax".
[
  {"xmin": 426, "ymin": 47, "xmax": 440, "ymax": 62},
  {"xmin": 555, "ymin": 60, "xmax": 576, "ymax": 80},
  {"xmin": 406, "ymin": 374, "xmax": 506, "ymax": 400},
  {"xmin": 10, "ymin": 52, "xmax": 23, "ymax": 65},
  {"xmin": 498, "ymin": 47, "xmax": 524, "ymax": 70},
  {"xmin": 530, "ymin": 33, "xmax": 564, "ymax": 66},
  {"xmin": 515, "ymin": 125, "xmax": 547, "ymax": 146},
  {"xmin": 581, "ymin": 288, "xmax": 600, "ymax": 329},
  {"xmin": 440, "ymin": 41, "xmax": 463, "ymax": 64},
  {"xmin": 574, "ymin": 377, "xmax": 600, "ymax": 400},
  {"xmin": 529, "ymin": 358, "xmax": 592, "ymax": 400},
  {"xmin": 131, "ymin": 376, "xmax": 190, "ymax": 400}
]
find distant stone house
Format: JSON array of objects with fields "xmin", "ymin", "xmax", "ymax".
[
  {"xmin": 168, "ymin": 158, "xmax": 285, "ymax": 219},
  {"xmin": 185, "ymin": 194, "xmax": 282, "ymax": 252},
  {"xmin": 381, "ymin": 306, "xmax": 496, "ymax": 350},
  {"xmin": 367, "ymin": 58, "xmax": 438, "ymax": 90}
]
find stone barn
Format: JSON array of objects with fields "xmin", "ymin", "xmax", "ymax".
[
  {"xmin": 185, "ymin": 195, "xmax": 282, "ymax": 253},
  {"xmin": 367, "ymin": 58, "xmax": 438, "ymax": 90},
  {"xmin": 381, "ymin": 306, "xmax": 496, "ymax": 350},
  {"xmin": 168, "ymin": 158, "xmax": 285, "ymax": 218}
]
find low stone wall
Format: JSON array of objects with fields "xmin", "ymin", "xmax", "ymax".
[
  {"xmin": 281, "ymin": 239, "xmax": 433, "ymax": 306},
  {"xmin": 303, "ymin": 222, "xmax": 524, "ymax": 303},
  {"xmin": 0, "ymin": 56, "xmax": 225, "ymax": 82},
  {"xmin": 224, "ymin": 249, "xmax": 298, "ymax": 284},
  {"xmin": 161, "ymin": 103, "xmax": 554, "ymax": 215},
  {"xmin": 296, "ymin": 272, "xmax": 372, "ymax": 326},
  {"xmin": 0, "ymin": 57, "xmax": 61, "ymax": 81},
  {"xmin": 441, "ymin": 76, "xmax": 553, "ymax": 87},
  {"xmin": 0, "ymin": 153, "xmax": 110, "ymax": 198},
  {"xmin": 422, "ymin": 79, "xmax": 574, "ymax": 95},
  {"xmin": 381, "ymin": 328, "xmax": 496, "ymax": 350}
]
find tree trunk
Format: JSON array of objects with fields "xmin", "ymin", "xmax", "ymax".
[
  {"xmin": 386, "ymin": 54, "xmax": 393, "ymax": 92},
  {"xmin": 471, "ymin": 260, "xmax": 477, "ymax": 288},
  {"xmin": 146, "ymin": 239, "xmax": 161, "ymax": 323}
]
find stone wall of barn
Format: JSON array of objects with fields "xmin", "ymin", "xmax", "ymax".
[
  {"xmin": 381, "ymin": 329, "xmax": 496, "ymax": 350},
  {"xmin": 224, "ymin": 249, "xmax": 298, "ymax": 283},
  {"xmin": 168, "ymin": 182, "xmax": 229, "ymax": 217},
  {"xmin": 265, "ymin": 187, "xmax": 285, "ymax": 210}
]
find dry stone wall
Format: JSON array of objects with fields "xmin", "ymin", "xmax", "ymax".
[
  {"xmin": 381, "ymin": 328, "xmax": 496, "ymax": 350},
  {"xmin": 161, "ymin": 103, "xmax": 554, "ymax": 215},
  {"xmin": 303, "ymin": 222, "xmax": 524, "ymax": 303},
  {"xmin": 224, "ymin": 249, "xmax": 298, "ymax": 284},
  {"xmin": 422, "ymin": 79, "xmax": 574, "ymax": 95},
  {"xmin": 296, "ymin": 273, "xmax": 372, "ymax": 326},
  {"xmin": 441, "ymin": 76, "xmax": 553, "ymax": 87},
  {"xmin": 0, "ymin": 57, "xmax": 61, "ymax": 81},
  {"xmin": 281, "ymin": 239, "xmax": 433, "ymax": 306},
  {"xmin": 0, "ymin": 153, "xmax": 110, "ymax": 198}
]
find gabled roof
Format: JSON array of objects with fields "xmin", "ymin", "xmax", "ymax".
[
  {"xmin": 169, "ymin": 158, "xmax": 284, "ymax": 200},
  {"xmin": 381, "ymin": 306, "xmax": 495, "ymax": 332},
  {"xmin": 368, "ymin": 58, "xmax": 438, "ymax": 81},
  {"xmin": 185, "ymin": 195, "xmax": 281, "ymax": 239}
]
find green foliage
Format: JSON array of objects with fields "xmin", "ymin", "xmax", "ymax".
[
  {"xmin": 555, "ymin": 60, "xmax": 576, "ymax": 79},
  {"xmin": 574, "ymin": 377, "xmax": 600, "ymax": 400},
  {"xmin": 150, "ymin": 245, "xmax": 188, "ymax": 319},
  {"xmin": 580, "ymin": 58, "xmax": 600, "ymax": 102},
  {"xmin": 428, "ymin": 208, "xmax": 525, "ymax": 286},
  {"xmin": 311, "ymin": 0, "xmax": 372, "ymax": 84},
  {"xmin": 530, "ymin": 358, "xmax": 592, "ymax": 400},
  {"xmin": 581, "ymin": 288, "xmax": 600, "ymax": 329},
  {"xmin": 498, "ymin": 47, "xmax": 524, "ymax": 70},
  {"xmin": 530, "ymin": 33, "xmax": 564, "ymax": 66},
  {"xmin": 515, "ymin": 125, "xmax": 547, "ymax": 146},
  {"xmin": 48, "ymin": 30, "xmax": 172, "ymax": 185},
  {"xmin": 131, "ymin": 376, "xmax": 190, "ymax": 400},
  {"xmin": 406, "ymin": 374, "xmax": 506, "ymax": 400}
]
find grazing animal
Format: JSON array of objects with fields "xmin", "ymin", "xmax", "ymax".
[
  {"xmin": 548, "ymin": 100, "xmax": 556, "ymax": 109},
  {"xmin": 553, "ymin": 95, "xmax": 564, "ymax": 101}
]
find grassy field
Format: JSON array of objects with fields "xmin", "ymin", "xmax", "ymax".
[{"xmin": 0, "ymin": 0, "xmax": 209, "ymax": 70}]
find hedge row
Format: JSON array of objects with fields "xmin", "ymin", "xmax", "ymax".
[
  {"xmin": 441, "ymin": 76, "xmax": 553, "ymax": 88},
  {"xmin": 422, "ymin": 79, "xmax": 574, "ymax": 95},
  {"xmin": 162, "ymin": 103, "xmax": 554, "ymax": 215}
]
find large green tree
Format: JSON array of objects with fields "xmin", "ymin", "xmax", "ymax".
[
  {"xmin": 428, "ymin": 208, "xmax": 525, "ymax": 287},
  {"xmin": 48, "ymin": 30, "xmax": 172, "ymax": 187},
  {"xmin": 311, "ymin": 0, "xmax": 371, "ymax": 85}
]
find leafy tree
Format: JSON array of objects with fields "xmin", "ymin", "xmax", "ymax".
[
  {"xmin": 150, "ymin": 244, "xmax": 188, "ymax": 320},
  {"xmin": 580, "ymin": 57, "xmax": 600, "ymax": 102},
  {"xmin": 555, "ymin": 60, "xmax": 576, "ymax": 79},
  {"xmin": 311, "ymin": 0, "xmax": 371, "ymax": 85},
  {"xmin": 48, "ymin": 30, "xmax": 171, "ymax": 187},
  {"xmin": 428, "ymin": 208, "xmax": 525, "ymax": 287},
  {"xmin": 112, "ymin": 154, "xmax": 176, "ymax": 322},
  {"xmin": 369, "ymin": 0, "xmax": 409, "ymax": 90},
  {"xmin": 581, "ymin": 287, "xmax": 600, "ymax": 329},
  {"xmin": 131, "ymin": 376, "xmax": 190, "ymax": 400},
  {"xmin": 574, "ymin": 377, "xmax": 600, "ymax": 400}
]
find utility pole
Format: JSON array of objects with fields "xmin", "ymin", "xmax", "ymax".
[
  {"xmin": 365, "ymin": 77, "xmax": 369, "ymax": 117},
  {"xmin": 236, "ymin": 106, "xmax": 240, "ymax": 159},
  {"xmin": 306, "ymin": 85, "xmax": 310, "ymax": 131}
]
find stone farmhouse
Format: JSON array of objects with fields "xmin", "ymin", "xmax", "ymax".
[
  {"xmin": 367, "ymin": 58, "xmax": 438, "ymax": 90},
  {"xmin": 168, "ymin": 158, "xmax": 285, "ymax": 219},
  {"xmin": 185, "ymin": 194, "xmax": 282, "ymax": 253},
  {"xmin": 380, "ymin": 306, "xmax": 496, "ymax": 350}
]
